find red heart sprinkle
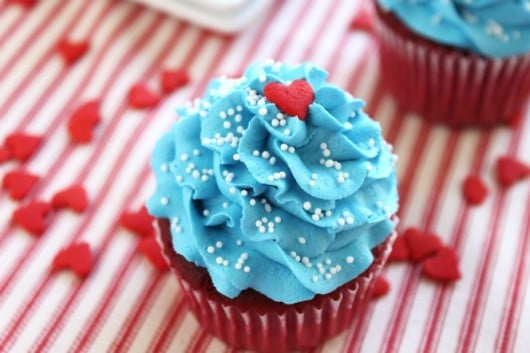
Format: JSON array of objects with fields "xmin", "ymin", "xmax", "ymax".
[
  {"xmin": 371, "ymin": 276, "xmax": 391, "ymax": 299},
  {"xmin": 6, "ymin": 0, "xmax": 37, "ymax": 7},
  {"xmin": 67, "ymin": 100, "xmax": 101, "ymax": 143},
  {"xmin": 51, "ymin": 184, "xmax": 88, "ymax": 213},
  {"xmin": 2, "ymin": 169, "xmax": 39, "ymax": 200},
  {"xmin": 496, "ymin": 156, "xmax": 530, "ymax": 187},
  {"xmin": 127, "ymin": 83, "xmax": 160, "ymax": 109},
  {"xmin": 12, "ymin": 200, "xmax": 51, "ymax": 236},
  {"xmin": 264, "ymin": 79, "xmax": 314, "ymax": 120},
  {"xmin": 5, "ymin": 132, "xmax": 43, "ymax": 162},
  {"xmin": 0, "ymin": 146, "xmax": 12, "ymax": 163},
  {"xmin": 422, "ymin": 246, "xmax": 461, "ymax": 282},
  {"xmin": 350, "ymin": 1, "xmax": 375, "ymax": 32},
  {"xmin": 160, "ymin": 68, "xmax": 190, "ymax": 94},
  {"xmin": 388, "ymin": 235, "xmax": 410, "ymax": 262},
  {"xmin": 52, "ymin": 242, "xmax": 93, "ymax": 277},
  {"xmin": 119, "ymin": 205, "xmax": 154, "ymax": 238},
  {"xmin": 462, "ymin": 175, "xmax": 489, "ymax": 205},
  {"xmin": 56, "ymin": 39, "xmax": 90, "ymax": 65},
  {"xmin": 403, "ymin": 227, "xmax": 443, "ymax": 263},
  {"xmin": 137, "ymin": 236, "xmax": 170, "ymax": 270}
]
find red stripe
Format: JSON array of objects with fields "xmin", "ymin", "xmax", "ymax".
[
  {"xmin": 496, "ymin": 187, "xmax": 530, "ymax": 353},
  {"xmin": 419, "ymin": 133, "xmax": 492, "ymax": 353},
  {"xmin": 185, "ymin": 330, "xmax": 213, "ymax": 353},
  {"xmin": 456, "ymin": 125, "xmax": 526, "ymax": 353},
  {"xmin": 0, "ymin": 6, "xmax": 26, "ymax": 46},
  {"xmin": 0, "ymin": 0, "xmax": 84, "ymax": 116},
  {"xmin": 0, "ymin": 12, "xmax": 176, "ymax": 349}
]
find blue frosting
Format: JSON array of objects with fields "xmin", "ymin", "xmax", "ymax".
[
  {"xmin": 147, "ymin": 61, "xmax": 398, "ymax": 304},
  {"xmin": 378, "ymin": 0, "xmax": 530, "ymax": 58}
]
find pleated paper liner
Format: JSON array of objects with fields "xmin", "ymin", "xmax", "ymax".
[
  {"xmin": 374, "ymin": 3, "xmax": 530, "ymax": 128},
  {"xmin": 156, "ymin": 219, "xmax": 397, "ymax": 353}
]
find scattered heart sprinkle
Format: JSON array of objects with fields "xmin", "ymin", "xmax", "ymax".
[
  {"xmin": 422, "ymin": 246, "xmax": 462, "ymax": 282},
  {"xmin": 403, "ymin": 227, "xmax": 443, "ymax": 263},
  {"xmin": 2, "ymin": 169, "xmax": 40, "ymax": 200},
  {"xmin": 5, "ymin": 132, "xmax": 43, "ymax": 162},
  {"xmin": 67, "ymin": 100, "xmax": 101, "ymax": 144},
  {"xmin": 462, "ymin": 175, "xmax": 489, "ymax": 205},
  {"xmin": 56, "ymin": 39, "xmax": 90, "ymax": 65},
  {"xmin": 13, "ymin": 200, "xmax": 52, "ymax": 236},
  {"xmin": 349, "ymin": 1, "xmax": 375, "ymax": 32},
  {"xmin": 127, "ymin": 83, "xmax": 160, "ymax": 109},
  {"xmin": 119, "ymin": 205, "xmax": 155, "ymax": 237},
  {"xmin": 160, "ymin": 68, "xmax": 190, "ymax": 94},
  {"xmin": 496, "ymin": 156, "xmax": 530, "ymax": 187},
  {"xmin": 371, "ymin": 276, "xmax": 391, "ymax": 299},
  {"xmin": 51, "ymin": 184, "xmax": 89, "ymax": 213},
  {"xmin": 52, "ymin": 242, "xmax": 93, "ymax": 277},
  {"xmin": 137, "ymin": 236, "xmax": 170, "ymax": 270},
  {"xmin": 388, "ymin": 235, "xmax": 410, "ymax": 262}
]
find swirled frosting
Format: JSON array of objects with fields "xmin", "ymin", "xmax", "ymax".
[
  {"xmin": 147, "ymin": 61, "xmax": 398, "ymax": 304},
  {"xmin": 378, "ymin": 0, "xmax": 530, "ymax": 58}
]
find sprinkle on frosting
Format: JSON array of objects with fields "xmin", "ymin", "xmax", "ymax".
[{"xmin": 147, "ymin": 61, "xmax": 398, "ymax": 304}]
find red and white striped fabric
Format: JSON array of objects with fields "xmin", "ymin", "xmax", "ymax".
[{"xmin": 1, "ymin": 1, "xmax": 529, "ymax": 352}]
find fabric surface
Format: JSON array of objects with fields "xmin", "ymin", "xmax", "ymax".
[{"xmin": 1, "ymin": 1, "xmax": 530, "ymax": 352}]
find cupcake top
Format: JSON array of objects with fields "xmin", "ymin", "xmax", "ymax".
[
  {"xmin": 147, "ymin": 61, "xmax": 398, "ymax": 304},
  {"xmin": 377, "ymin": 0, "xmax": 530, "ymax": 58}
]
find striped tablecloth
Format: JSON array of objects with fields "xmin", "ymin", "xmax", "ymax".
[{"xmin": 1, "ymin": 1, "xmax": 530, "ymax": 352}]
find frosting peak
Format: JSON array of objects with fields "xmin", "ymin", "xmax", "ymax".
[
  {"xmin": 378, "ymin": 0, "xmax": 530, "ymax": 58},
  {"xmin": 147, "ymin": 61, "xmax": 398, "ymax": 304}
]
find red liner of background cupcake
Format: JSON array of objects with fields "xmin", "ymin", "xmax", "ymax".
[{"xmin": 372, "ymin": 3, "xmax": 530, "ymax": 128}]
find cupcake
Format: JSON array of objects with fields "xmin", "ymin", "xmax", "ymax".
[
  {"xmin": 374, "ymin": 0, "xmax": 530, "ymax": 127},
  {"xmin": 147, "ymin": 61, "xmax": 399, "ymax": 352}
]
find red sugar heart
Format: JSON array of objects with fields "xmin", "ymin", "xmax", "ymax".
[
  {"xmin": 403, "ymin": 227, "xmax": 443, "ymax": 263},
  {"xmin": 388, "ymin": 235, "xmax": 410, "ymax": 262},
  {"xmin": 462, "ymin": 175, "xmax": 489, "ymax": 205},
  {"xmin": 5, "ymin": 133, "xmax": 43, "ymax": 162},
  {"xmin": 6, "ymin": 0, "xmax": 38, "ymax": 7},
  {"xmin": 0, "ymin": 146, "xmax": 12, "ymax": 163},
  {"xmin": 137, "ymin": 236, "xmax": 170, "ymax": 270},
  {"xmin": 51, "ymin": 184, "xmax": 88, "ymax": 213},
  {"xmin": 67, "ymin": 100, "xmax": 101, "ymax": 143},
  {"xmin": 52, "ymin": 242, "xmax": 93, "ymax": 277},
  {"xmin": 128, "ymin": 83, "xmax": 160, "ymax": 109},
  {"xmin": 371, "ymin": 276, "xmax": 390, "ymax": 299},
  {"xmin": 350, "ymin": 1, "xmax": 375, "ymax": 32},
  {"xmin": 119, "ymin": 206, "xmax": 154, "ymax": 238},
  {"xmin": 2, "ymin": 169, "xmax": 39, "ymax": 200},
  {"xmin": 56, "ymin": 39, "xmax": 89, "ymax": 65},
  {"xmin": 422, "ymin": 246, "xmax": 461, "ymax": 282},
  {"xmin": 264, "ymin": 79, "xmax": 314, "ymax": 120},
  {"xmin": 12, "ymin": 200, "xmax": 51, "ymax": 236},
  {"xmin": 160, "ymin": 68, "xmax": 190, "ymax": 94},
  {"xmin": 496, "ymin": 156, "xmax": 530, "ymax": 187}
]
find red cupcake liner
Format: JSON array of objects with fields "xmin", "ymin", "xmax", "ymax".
[
  {"xmin": 155, "ymin": 219, "xmax": 397, "ymax": 353},
  {"xmin": 374, "ymin": 4, "xmax": 530, "ymax": 127}
]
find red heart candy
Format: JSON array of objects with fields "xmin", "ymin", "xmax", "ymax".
[
  {"xmin": 52, "ymin": 242, "xmax": 93, "ymax": 277},
  {"xmin": 496, "ymin": 156, "xmax": 530, "ymax": 187},
  {"xmin": 6, "ymin": 0, "xmax": 37, "ymax": 7},
  {"xmin": 120, "ymin": 206, "xmax": 154, "ymax": 237},
  {"xmin": 127, "ymin": 83, "xmax": 160, "ymax": 109},
  {"xmin": 387, "ymin": 235, "xmax": 410, "ymax": 262},
  {"xmin": 0, "ymin": 146, "xmax": 12, "ymax": 163},
  {"xmin": 67, "ymin": 101, "xmax": 101, "ymax": 143},
  {"xmin": 349, "ymin": 1, "xmax": 375, "ymax": 32},
  {"xmin": 51, "ymin": 184, "xmax": 88, "ymax": 213},
  {"xmin": 2, "ymin": 169, "xmax": 39, "ymax": 200},
  {"xmin": 422, "ymin": 246, "xmax": 461, "ymax": 282},
  {"xmin": 160, "ymin": 68, "xmax": 190, "ymax": 94},
  {"xmin": 137, "ymin": 236, "xmax": 170, "ymax": 270},
  {"xmin": 56, "ymin": 39, "xmax": 90, "ymax": 65},
  {"xmin": 462, "ymin": 175, "xmax": 489, "ymax": 205},
  {"xmin": 403, "ymin": 227, "xmax": 443, "ymax": 263},
  {"xmin": 264, "ymin": 79, "xmax": 314, "ymax": 120},
  {"xmin": 371, "ymin": 276, "xmax": 390, "ymax": 299},
  {"xmin": 5, "ymin": 132, "xmax": 43, "ymax": 162},
  {"xmin": 12, "ymin": 200, "xmax": 51, "ymax": 236}
]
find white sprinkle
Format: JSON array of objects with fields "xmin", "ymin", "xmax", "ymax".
[
  {"xmin": 216, "ymin": 241, "xmax": 223, "ymax": 248},
  {"xmin": 258, "ymin": 107, "xmax": 268, "ymax": 116},
  {"xmin": 312, "ymin": 275, "xmax": 319, "ymax": 283},
  {"xmin": 325, "ymin": 273, "xmax": 332, "ymax": 280},
  {"xmin": 274, "ymin": 216, "xmax": 282, "ymax": 223},
  {"xmin": 288, "ymin": 146, "xmax": 296, "ymax": 154},
  {"xmin": 180, "ymin": 153, "xmax": 189, "ymax": 161},
  {"xmin": 192, "ymin": 170, "xmax": 200, "ymax": 179},
  {"xmin": 320, "ymin": 143, "xmax": 328, "ymax": 150},
  {"xmin": 312, "ymin": 214, "xmax": 319, "ymax": 222},
  {"xmin": 227, "ymin": 108, "xmax": 235, "ymax": 115},
  {"xmin": 346, "ymin": 256, "xmax": 354, "ymax": 264},
  {"xmin": 216, "ymin": 257, "xmax": 223, "ymax": 265},
  {"xmin": 269, "ymin": 157, "xmax": 276, "ymax": 165},
  {"xmin": 160, "ymin": 164, "xmax": 168, "ymax": 172},
  {"xmin": 271, "ymin": 119, "xmax": 279, "ymax": 127},
  {"xmin": 160, "ymin": 197, "xmax": 169, "ymax": 205},
  {"xmin": 323, "ymin": 149, "xmax": 331, "ymax": 157},
  {"xmin": 346, "ymin": 216, "xmax": 354, "ymax": 225},
  {"xmin": 280, "ymin": 143, "xmax": 288, "ymax": 151},
  {"xmin": 193, "ymin": 149, "xmax": 200, "ymax": 156},
  {"xmin": 207, "ymin": 246, "xmax": 215, "ymax": 254},
  {"xmin": 176, "ymin": 175, "xmax": 183, "ymax": 182},
  {"xmin": 261, "ymin": 151, "xmax": 270, "ymax": 159},
  {"xmin": 243, "ymin": 266, "xmax": 250, "ymax": 273},
  {"xmin": 325, "ymin": 259, "xmax": 332, "ymax": 265},
  {"xmin": 236, "ymin": 240, "xmax": 243, "ymax": 246},
  {"xmin": 325, "ymin": 160, "xmax": 334, "ymax": 168},
  {"xmin": 223, "ymin": 121, "xmax": 231, "ymax": 129},
  {"xmin": 337, "ymin": 218, "xmax": 345, "ymax": 226},
  {"xmin": 241, "ymin": 252, "xmax": 249, "ymax": 260},
  {"xmin": 229, "ymin": 187, "xmax": 236, "ymax": 194},
  {"xmin": 202, "ymin": 209, "xmax": 210, "ymax": 216},
  {"xmin": 233, "ymin": 153, "xmax": 240, "ymax": 161},
  {"xmin": 298, "ymin": 237, "xmax": 306, "ymax": 244},
  {"xmin": 284, "ymin": 128, "xmax": 291, "ymax": 136},
  {"xmin": 249, "ymin": 199, "xmax": 256, "ymax": 206},
  {"xmin": 219, "ymin": 111, "xmax": 227, "ymax": 119},
  {"xmin": 330, "ymin": 267, "xmax": 337, "ymax": 275},
  {"xmin": 235, "ymin": 263, "xmax": 242, "ymax": 270},
  {"xmin": 309, "ymin": 180, "xmax": 316, "ymax": 187},
  {"xmin": 303, "ymin": 201, "xmax": 312, "ymax": 210}
]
